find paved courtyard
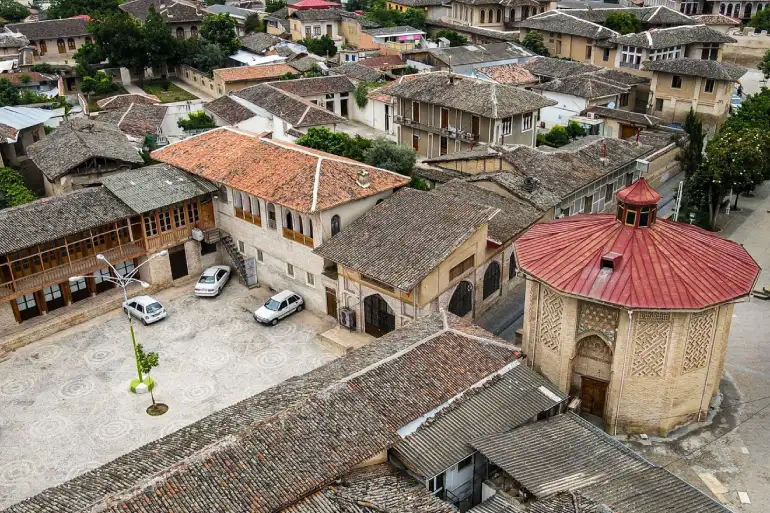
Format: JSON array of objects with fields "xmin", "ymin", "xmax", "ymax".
[{"xmin": 0, "ymin": 282, "xmax": 336, "ymax": 509}]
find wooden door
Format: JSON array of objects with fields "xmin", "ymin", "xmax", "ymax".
[
  {"xmin": 580, "ymin": 377, "xmax": 608, "ymax": 417},
  {"xmin": 620, "ymin": 125, "xmax": 636, "ymax": 140},
  {"xmin": 440, "ymin": 108, "xmax": 449, "ymax": 129},
  {"xmin": 325, "ymin": 287, "xmax": 337, "ymax": 319},
  {"xmin": 200, "ymin": 198, "xmax": 215, "ymax": 227},
  {"xmin": 471, "ymin": 115, "xmax": 480, "ymax": 138}
]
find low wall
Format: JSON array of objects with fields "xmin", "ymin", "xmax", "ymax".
[
  {"xmin": 724, "ymin": 35, "xmax": 770, "ymax": 67},
  {"xmin": 178, "ymin": 65, "xmax": 217, "ymax": 97}
]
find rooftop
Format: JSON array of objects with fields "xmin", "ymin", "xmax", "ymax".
[
  {"xmin": 95, "ymin": 93, "xmax": 161, "ymax": 110},
  {"xmin": 475, "ymin": 63, "xmax": 538, "ymax": 85},
  {"xmin": 360, "ymin": 54, "xmax": 404, "ymax": 69},
  {"xmin": 363, "ymin": 25, "xmax": 425, "ymax": 36},
  {"xmin": 563, "ymin": 5, "xmax": 696, "ymax": 26},
  {"xmin": 214, "ymin": 63, "xmax": 297, "ymax": 82},
  {"xmin": 0, "ymin": 106, "xmax": 52, "ymax": 142},
  {"xmin": 427, "ymin": 20, "xmax": 521, "ymax": 41},
  {"xmin": 0, "ymin": 27, "xmax": 28, "ymax": 48},
  {"xmin": 119, "ymin": 0, "xmax": 206, "ymax": 22},
  {"xmin": 522, "ymin": 56, "xmax": 601, "ymax": 78},
  {"xmin": 290, "ymin": 7, "xmax": 344, "ymax": 20},
  {"xmin": 692, "ymin": 13, "xmax": 741, "ymax": 25},
  {"xmin": 514, "ymin": 178, "xmax": 761, "ymax": 310},
  {"xmin": 232, "ymin": 82, "xmax": 346, "ymax": 127},
  {"xmin": 114, "ymin": 102, "xmax": 167, "ymax": 138},
  {"xmin": 519, "ymin": 11, "xmax": 618, "ymax": 39},
  {"xmin": 314, "ymin": 188, "xmax": 498, "ymax": 290},
  {"xmin": 533, "ymin": 73, "xmax": 630, "ymax": 99},
  {"xmin": 328, "ymin": 62, "xmax": 386, "ymax": 82},
  {"xmin": 0, "ymin": 71, "xmax": 56, "ymax": 85},
  {"xmin": 0, "ymin": 187, "xmax": 135, "ymax": 255},
  {"xmin": 150, "ymin": 127, "xmax": 409, "ymax": 213},
  {"xmin": 269, "ymin": 74, "xmax": 355, "ymax": 96},
  {"xmin": 241, "ymin": 31, "xmax": 284, "ymax": 53},
  {"xmin": 417, "ymin": 42, "xmax": 532, "ymax": 67},
  {"xmin": 206, "ymin": 2, "xmax": 257, "ymax": 18},
  {"xmin": 203, "ymin": 95, "xmax": 256, "ymax": 125},
  {"xmin": 585, "ymin": 105, "xmax": 661, "ymax": 127},
  {"xmin": 469, "ymin": 494, "xmax": 524, "ymax": 513},
  {"xmin": 388, "ymin": 0, "xmax": 444, "ymax": 6},
  {"xmin": 27, "ymin": 119, "xmax": 144, "ymax": 181},
  {"xmin": 7, "ymin": 17, "xmax": 89, "ymax": 39},
  {"xmin": 610, "ymin": 24, "xmax": 736, "ymax": 49},
  {"xmin": 642, "ymin": 58, "xmax": 747, "ymax": 81},
  {"xmin": 99, "ymin": 163, "xmax": 217, "ymax": 214},
  {"xmin": 385, "ymin": 72, "xmax": 556, "ymax": 119}
]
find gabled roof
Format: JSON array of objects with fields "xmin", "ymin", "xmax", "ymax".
[
  {"xmin": 120, "ymin": 0, "xmax": 206, "ymax": 22},
  {"xmin": 643, "ymin": 58, "xmax": 747, "ymax": 81},
  {"xmin": 692, "ymin": 13, "xmax": 741, "ymax": 25},
  {"xmin": 151, "ymin": 127, "xmax": 409, "ymax": 213},
  {"xmin": 315, "ymin": 188, "xmax": 498, "ymax": 290},
  {"xmin": 360, "ymin": 54, "xmax": 404, "ymax": 69},
  {"xmin": 521, "ymin": 56, "xmax": 601, "ymax": 79},
  {"xmin": 519, "ymin": 10, "xmax": 618, "ymax": 39},
  {"xmin": 114, "ymin": 102, "xmax": 167, "ymax": 138},
  {"xmin": 388, "ymin": 0, "xmax": 444, "ymax": 7},
  {"xmin": 533, "ymin": 73, "xmax": 630, "ymax": 99},
  {"xmin": 95, "ymin": 93, "xmax": 160, "ymax": 110},
  {"xmin": 0, "ymin": 27, "xmax": 28, "ymax": 48},
  {"xmin": 233, "ymin": 82, "xmax": 345, "ymax": 127},
  {"xmin": 476, "ymin": 63, "xmax": 538, "ymax": 85},
  {"xmin": 419, "ymin": 42, "xmax": 532, "ymax": 67},
  {"xmin": 204, "ymin": 95, "xmax": 256, "ymax": 124},
  {"xmin": 214, "ymin": 63, "xmax": 297, "ymax": 82},
  {"xmin": 99, "ymin": 164, "xmax": 217, "ymax": 214},
  {"xmin": 564, "ymin": 6, "xmax": 696, "ymax": 26},
  {"xmin": 290, "ymin": 7, "xmax": 344, "ymax": 20},
  {"xmin": 206, "ymin": 3, "xmax": 257, "ymax": 18},
  {"xmin": 27, "ymin": 119, "xmax": 143, "ymax": 181},
  {"xmin": 585, "ymin": 105, "xmax": 660, "ymax": 127},
  {"xmin": 609, "ymin": 24, "xmax": 736, "ymax": 49},
  {"xmin": 328, "ymin": 62, "xmax": 386, "ymax": 82},
  {"xmin": 7, "ymin": 17, "xmax": 89, "ymax": 39},
  {"xmin": 270, "ymin": 74, "xmax": 355, "ymax": 96},
  {"xmin": 241, "ymin": 31, "xmax": 284, "ymax": 53},
  {"xmin": 0, "ymin": 187, "xmax": 135, "ymax": 255},
  {"xmin": 385, "ymin": 72, "xmax": 556, "ymax": 119},
  {"xmin": 363, "ymin": 25, "xmax": 425, "ymax": 36}
]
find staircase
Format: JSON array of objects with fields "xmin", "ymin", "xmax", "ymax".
[{"xmin": 219, "ymin": 232, "xmax": 253, "ymax": 288}]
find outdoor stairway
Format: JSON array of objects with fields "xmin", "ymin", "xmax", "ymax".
[{"xmin": 219, "ymin": 232, "xmax": 255, "ymax": 288}]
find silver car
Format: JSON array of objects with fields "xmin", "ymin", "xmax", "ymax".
[
  {"xmin": 254, "ymin": 290, "xmax": 304, "ymax": 325},
  {"xmin": 194, "ymin": 265, "xmax": 231, "ymax": 297},
  {"xmin": 122, "ymin": 295, "xmax": 167, "ymax": 325}
]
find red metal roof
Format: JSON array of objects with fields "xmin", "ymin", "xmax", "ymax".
[
  {"xmin": 616, "ymin": 178, "xmax": 661, "ymax": 205},
  {"xmin": 290, "ymin": 0, "xmax": 341, "ymax": 9},
  {"xmin": 514, "ymin": 213, "xmax": 760, "ymax": 311}
]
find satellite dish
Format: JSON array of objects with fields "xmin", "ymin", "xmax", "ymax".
[{"xmin": 607, "ymin": 101, "xmax": 617, "ymax": 109}]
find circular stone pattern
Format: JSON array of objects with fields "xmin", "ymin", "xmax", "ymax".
[
  {"xmin": 27, "ymin": 344, "xmax": 63, "ymax": 363},
  {"xmin": 94, "ymin": 418, "xmax": 133, "ymax": 442},
  {"xmin": 59, "ymin": 377, "xmax": 95, "ymax": 399},
  {"xmin": 254, "ymin": 349, "xmax": 290, "ymax": 369},
  {"xmin": 182, "ymin": 382, "xmax": 215, "ymax": 404},
  {"xmin": 197, "ymin": 348, "xmax": 231, "ymax": 370},
  {"xmin": 0, "ymin": 460, "xmax": 35, "ymax": 485},
  {"xmin": 85, "ymin": 346, "xmax": 116, "ymax": 366},
  {"xmin": 0, "ymin": 377, "xmax": 34, "ymax": 397},
  {"xmin": 269, "ymin": 321, "xmax": 297, "ymax": 338},
  {"xmin": 28, "ymin": 415, "xmax": 69, "ymax": 440}
]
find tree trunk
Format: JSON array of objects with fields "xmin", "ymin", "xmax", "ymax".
[
  {"xmin": 733, "ymin": 193, "xmax": 740, "ymax": 211},
  {"xmin": 149, "ymin": 378, "xmax": 156, "ymax": 407}
]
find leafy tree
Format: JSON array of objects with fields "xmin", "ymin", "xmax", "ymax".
[
  {"xmin": 401, "ymin": 7, "xmax": 426, "ymax": 29},
  {"xmin": 88, "ymin": 12, "xmax": 149, "ymax": 84},
  {"xmin": 265, "ymin": 0, "xmax": 286, "ymax": 12},
  {"xmin": 179, "ymin": 38, "xmax": 228, "ymax": 73},
  {"xmin": 401, "ymin": 65, "xmax": 418, "ymax": 75},
  {"xmin": 0, "ymin": 78, "xmax": 20, "ymax": 106},
  {"xmin": 566, "ymin": 120, "xmax": 585, "ymax": 140},
  {"xmin": 0, "ymin": 167, "xmax": 35, "ymax": 209},
  {"xmin": 748, "ymin": 8, "xmax": 770, "ymax": 32},
  {"xmin": 0, "ymin": 0, "xmax": 28, "ymax": 23},
  {"xmin": 200, "ymin": 13, "xmax": 241, "ymax": 55},
  {"xmin": 364, "ymin": 0, "xmax": 425, "ymax": 28},
  {"xmin": 80, "ymin": 71, "xmax": 120, "ymax": 96},
  {"xmin": 541, "ymin": 125, "xmax": 570, "ymax": 147},
  {"xmin": 177, "ymin": 111, "xmax": 217, "ymax": 130},
  {"xmin": 244, "ymin": 13, "xmax": 264, "ymax": 34},
  {"xmin": 46, "ymin": 0, "xmax": 121, "ymax": 18},
  {"xmin": 135, "ymin": 343, "xmax": 161, "ymax": 409},
  {"xmin": 354, "ymin": 81, "xmax": 372, "ymax": 108},
  {"xmin": 758, "ymin": 49, "xmax": 770, "ymax": 80},
  {"xmin": 603, "ymin": 12, "xmax": 641, "ymax": 34},
  {"xmin": 305, "ymin": 63, "xmax": 323, "ymax": 78},
  {"xmin": 521, "ymin": 31, "xmax": 549, "ymax": 56},
  {"xmin": 279, "ymin": 71, "xmax": 297, "ymax": 80},
  {"xmin": 435, "ymin": 30, "xmax": 468, "ymax": 47},
  {"xmin": 363, "ymin": 137, "xmax": 416, "ymax": 175},
  {"xmin": 296, "ymin": 127, "xmax": 372, "ymax": 161},
  {"xmin": 409, "ymin": 176, "xmax": 429, "ymax": 190},
  {"xmin": 73, "ymin": 41, "xmax": 106, "ymax": 77},
  {"xmin": 298, "ymin": 35, "xmax": 337, "ymax": 57},
  {"xmin": 18, "ymin": 74, "xmax": 31, "ymax": 84},
  {"xmin": 30, "ymin": 63, "xmax": 58, "ymax": 74},
  {"xmin": 677, "ymin": 108, "xmax": 704, "ymax": 179},
  {"xmin": 143, "ymin": 7, "xmax": 182, "ymax": 71}
]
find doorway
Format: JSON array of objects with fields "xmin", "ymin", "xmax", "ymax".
[
  {"xmin": 580, "ymin": 377, "xmax": 608, "ymax": 418},
  {"xmin": 620, "ymin": 125, "xmax": 636, "ymax": 140},
  {"xmin": 363, "ymin": 294, "xmax": 395, "ymax": 338},
  {"xmin": 168, "ymin": 244, "xmax": 189, "ymax": 280},
  {"xmin": 340, "ymin": 98, "xmax": 348, "ymax": 118},
  {"xmin": 572, "ymin": 335, "xmax": 613, "ymax": 419},
  {"xmin": 384, "ymin": 104, "xmax": 390, "ymax": 131},
  {"xmin": 325, "ymin": 286, "xmax": 338, "ymax": 319},
  {"xmin": 448, "ymin": 281, "xmax": 473, "ymax": 317}
]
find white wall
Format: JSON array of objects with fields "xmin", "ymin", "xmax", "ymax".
[
  {"xmin": 351, "ymin": 98, "xmax": 394, "ymax": 135},
  {"xmin": 539, "ymin": 91, "xmax": 590, "ymax": 128}
]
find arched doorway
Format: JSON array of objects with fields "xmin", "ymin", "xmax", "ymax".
[
  {"xmin": 744, "ymin": 3, "xmax": 752, "ymax": 17},
  {"xmin": 726, "ymin": 3, "xmax": 733, "ymax": 16},
  {"xmin": 448, "ymin": 281, "xmax": 473, "ymax": 317},
  {"xmin": 720, "ymin": 3, "xmax": 725, "ymax": 13},
  {"xmin": 483, "ymin": 262, "xmax": 500, "ymax": 299},
  {"xmin": 572, "ymin": 335, "xmax": 613, "ymax": 419},
  {"xmin": 363, "ymin": 294, "xmax": 395, "ymax": 338}
]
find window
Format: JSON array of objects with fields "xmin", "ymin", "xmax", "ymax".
[
  {"xmin": 649, "ymin": 45, "xmax": 682, "ymax": 61},
  {"xmin": 331, "ymin": 214, "xmax": 341, "ymax": 236},
  {"xmin": 480, "ymin": 10, "xmax": 485, "ymax": 23},
  {"xmin": 583, "ymin": 195, "xmax": 593, "ymax": 214},
  {"xmin": 671, "ymin": 75, "xmax": 682, "ymax": 89},
  {"xmin": 115, "ymin": 259, "xmax": 136, "ymax": 277},
  {"xmin": 238, "ymin": 240, "xmax": 245, "ymax": 253},
  {"xmin": 44, "ymin": 284, "xmax": 62, "ymax": 301},
  {"xmin": 602, "ymin": 47, "xmax": 610, "ymax": 61},
  {"xmin": 458, "ymin": 455, "xmax": 473, "ymax": 471},
  {"xmin": 654, "ymin": 98, "xmax": 664, "ymax": 111},
  {"xmin": 704, "ymin": 79, "xmax": 715, "ymax": 93},
  {"xmin": 144, "ymin": 214, "xmax": 158, "ymax": 236},
  {"xmin": 70, "ymin": 277, "xmax": 87, "ymax": 292},
  {"xmin": 483, "ymin": 262, "xmax": 501, "ymax": 299},
  {"xmin": 345, "ymin": 54, "xmax": 350, "ymax": 61},
  {"xmin": 625, "ymin": 209, "xmax": 636, "ymax": 226},
  {"xmin": 428, "ymin": 473, "xmax": 445, "ymax": 495},
  {"xmin": 522, "ymin": 112, "xmax": 533, "ymax": 131},
  {"xmin": 286, "ymin": 263, "xmax": 294, "ymax": 277},
  {"xmin": 268, "ymin": 203, "xmax": 277, "ymax": 229},
  {"xmin": 257, "ymin": 249, "xmax": 264, "ymax": 262},
  {"xmin": 501, "ymin": 117, "xmax": 512, "ymax": 135},
  {"xmin": 190, "ymin": 25, "xmax": 198, "ymax": 37},
  {"xmin": 33, "ymin": 130, "xmax": 40, "ymax": 142},
  {"xmin": 620, "ymin": 45, "xmax": 642, "ymax": 69},
  {"xmin": 158, "ymin": 208, "xmax": 172, "ymax": 232},
  {"xmin": 93, "ymin": 268, "xmax": 111, "ymax": 284},
  {"xmin": 57, "ymin": 38, "xmax": 66, "ymax": 53},
  {"xmin": 508, "ymin": 255, "xmax": 516, "ymax": 280},
  {"xmin": 16, "ymin": 293, "xmax": 36, "ymax": 311},
  {"xmin": 285, "ymin": 211, "xmax": 294, "ymax": 231},
  {"xmin": 173, "ymin": 203, "xmax": 186, "ymax": 228},
  {"xmin": 412, "ymin": 134, "xmax": 419, "ymax": 152},
  {"xmin": 305, "ymin": 26, "xmax": 312, "ymax": 38},
  {"xmin": 585, "ymin": 45, "xmax": 592, "ymax": 60},
  {"xmin": 176, "ymin": 27, "xmax": 185, "ymax": 39},
  {"xmin": 67, "ymin": 37, "xmax": 76, "ymax": 50},
  {"xmin": 411, "ymin": 101, "xmax": 420, "ymax": 122},
  {"xmin": 496, "ymin": 8, "xmax": 501, "ymax": 22},
  {"xmin": 306, "ymin": 272, "xmax": 315, "ymax": 287},
  {"xmin": 617, "ymin": 203, "xmax": 624, "ymax": 222},
  {"xmin": 449, "ymin": 255, "xmax": 474, "ymax": 281},
  {"xmin": 639, "ymin": 207, "xmax": 650, "ymax": 227},
  {"xmin": 619, "ymin": 93, "xmax": 629, "ymax": 107},
  {"xmin": 313, "ymin": 25, "xmax": 321, "ymax": 36},
  {"xmin": 604, "ymin": 182, "xmax": 614, "ymax": 203},
  {"xmin": 188, "ymin": 200, "xmax": 200, "ymax": 224},
  {"xmin": 701, "ymin": 43, "xmax": 719, "ymax": 61},
  {"xmin": 626, "ymin": 172, "xmax": 634, "ymax": 186}
]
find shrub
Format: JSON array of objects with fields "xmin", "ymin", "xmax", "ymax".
[
  {"xmin": 177, "ymin": 111, "xmax": 217, "ymax": 131},
  {"xmin": 0, "ymin": 167, "xmax": 35, "ymax": 208}
]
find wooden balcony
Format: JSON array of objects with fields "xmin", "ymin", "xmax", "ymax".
[
  {"xmin": 394, "ymin": 115, "xmax": 477, "ymax": 143},
  {"xmin": 145, "ymin": 219, "xmax": 215, "ymax": 251},
  {"xmin": 0, "ymin": 241, "xmax": 146, "ymax": 302},
  {"xmin": 234, "ymin": 208, "xmax": 262, "ymax": 226},
  {"xmin": 282, "ymin": 228, "xmax": 314, "ymax": 248}
]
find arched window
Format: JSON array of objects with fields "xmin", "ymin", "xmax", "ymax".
[
  {"xmin": 496, "ymin": 9, "xmax": 502, "ymax": 22},
  {"xmin": 190, "ymin": 25, "xmax": 198, "ymax": 37},
  {"xmin": 297, "ymin": 216, "xmax": 304, "ymax": 235},
  {"xmin": 176, "ymin": 27, "xmax": 185, "ymax": 39},
  {"xmin": 285, "ymin": 211, "xmax": 294, "ymax": 231},
  {"xmin": 56, "ymin": 39, "xmax": 66, "ymax": 53},
  {"xmin": 726, "ymin": 3, "xmax": 733, "ymax": 15},
  {"xmin": 483, "ymin": 262, "xmax": 500, "ymax": 299},
  {"xmin": 267, "ymin": 203, "xmax": 276, "ymax": 229},
  {"xmin": 448, "ymin": 281, "xmax": 473, "ymax": 317},
  {"xmin": 331, "ymin": 214, "xmax": 341, "ymax": 236},
  {"xmin": 67, "ymin": 37, "xmax": 76, "ymax": 50},
  {"xmin": 719, "ymin": 3, "xmax": 725, "ymax": 13},
  {"xmin": 480, "ymin": 10, "xmax": 485, "ymax": 23},
  {"xmin": 744, "ymin": 4, "xmax": 752, "ymax": 18},
  {"xmin": 508, "ymin": 256, "xmax": 516, "ymax": 280},
  {"xmin": 307, "ymin": 218, "xmax": 313, "ymax": 238}
]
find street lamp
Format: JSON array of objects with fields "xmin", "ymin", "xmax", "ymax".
[{"xmin": 70, "ymin": 249, "xmax": 169, "ymax": 394}]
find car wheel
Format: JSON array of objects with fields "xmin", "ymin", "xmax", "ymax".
[
  {"xmin": 215, "ymin": 287, "xmax": 221, "ymax": 297},
  {"xmin": 123, "ymin": 307, "xmax": 128, "ymax": 315},
  {"xmin": 142, "ymin": 318, "xmax": 148, "ymax": 326},
  {"xmin": 270, "ymin": 318, "xmax": 278, "ymax": 326},
  {"xmin": 296, "ymin": 304, "xmax": 303, "ymax": 312}
]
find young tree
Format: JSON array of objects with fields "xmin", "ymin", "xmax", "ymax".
[
  {"xmin": 401, "ymin": 7, "xmax": 427, "ymax": 29},
  {"xmin": 363, "ymin": 137, "xmax": 416, "ymax": 175},
  {"xmin": 73, "ymin": 41, "xmax": 106, "ymax": 77},
  {"xmin": 758, "ymin": 49, "xmax": 770, "ymax": 80},
  {"xmin": 603, "ymin": 12, "xmax": 641, "ymax": 34},
  {"xmin": 200, "ymin": 13, "xmax": 241, "ymax": 55},
  {"xmin": 566, "ymin": 120, "xmax": 586, "ymax": 140},
  {"xmin": 434, "ymin": 30, "xmax": 468, "ymax": 47},
  {"xmin": 46, "ymin": 0, "xmax": 122, "ymax": 18},
  {"xmin": 298, "ymin": 35, "xmax": 337, "ymax": 57},
  {"xmin": 677, "ymin": 108, "xmax": 705, "ymax": 179},
  {"xmin": 80, "ymin": 71, "xmax": 119, "ymax": 98},
  {"xmin": 0, "ymin": 0, "xmax": 28, "ymax": 23},
  {"xmin": 544, "ymin": 125, "xmax": 570, "ymax": 147},
  {"xmin": 748, "ymin": 8, "xmax": 770, "ymax": 32},
  {"xmin": 521, "ymin": 31, "xmax": 549, "ymax": 56},
  {"xmin": 135, "ymin": 344, "xmax": 161, "ymax": 410},
  {"xmin": 0, "ymin": 167, "xmax": 35, "ymax": 209},
  {"xmin": 244, "ymin": 13, "xmax": 264, "ymax": 34}
]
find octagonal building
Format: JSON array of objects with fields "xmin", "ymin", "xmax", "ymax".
[{"xmin": 514, "ymin": 179, "xmax": 760, "ymax": 435}]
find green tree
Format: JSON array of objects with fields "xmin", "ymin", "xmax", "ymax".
[
  {"xmin": 143, "ymin": 7, "xmax": 182, "ymax": 71},
  {"xmin": 296, "ymin": 127, "xmax": 372, "ymax": 161},
  {"xmin": 30, "ymin": 63, "xmax": 58, "ymax": 74},
  {"xmin": 758, "ymin": 49, "xmax": 770, "ymax": 80},
  {"xmin": 305, "ymin": 63, "xmax": 323, "ymax": 78},
  {"xmin": 0, "ymin": 78, "xmax": 20, "ymax": 106},
  {"xmin": 46, "ymin": 0, "xmax": 121, "ymax": 18},
  {"xmin": 18, "ymin": 74, "xmax": 31, "ymax": 84},
  {"xmin": 409, "ymin": 176, "xmax": 429, "ymax": 190},
  {"xmin": 0, "ymin": 0, "xmax": 28, "ymax": 23},
  {"xmin": 178, "ymin": 110, "xmax": 217, "ymax": 130},
  {"xmin": 434, "ymin": 30, "xmax": 468, "ymax": 47},
  {"xmin": 677, "ymin": 108, "xmax": 704, "ymax": 180},
  {"xmin": 363, "ymin": 137, "xmax": 416, "ymax": 175},
  {"xmin": 521, "ymin": 31, "xmax": 549, "ymax": 56},
  {"xmin": 88, "ymin": 12, "xmax": 149, "ymax": 84},
  {"xmin": 566, "ymin": 120, "xmax": 586, "ymax": 140},
  {"xmin": 73, "ymin": 41, "xmax": 106, "ymax": 77},
  {"xmin": 543, "ymin": 125, "xmax": 570, "ymax": 147},
  {"xmin": 200, "ymin": 13, "xmax": 241, "ymax": 54},
  {"xmin": 298, "ymin": 35, "xmax": 337, "ymax": 57},
  {"xmin": 603, "ymin": 12, "xmax": 641, "ymax": 34},
  {"xmin": 80, "ymin": 71, "xmax": 120, "ymax": 97},
  {"xmin": 748, "ymin": 8, "xmax": 770, "ymax": 32},
  {"xmin": 279, "ymin": 71, "xmax": 297, "ymax": 80},
  {"xmin": 244, "ymin": 13, "xmax": 264, "ymax": 34},
  {"xmin": 179, "ymin": 38, "xmax": 228, "ymax": 73},
  {"xmin": 135, "ymin": 343, "xmax": 161, "ymax": 409},
  {"xmin": 265, "ymin": 0, "xmax": 286, "ymax": 12},
  {"xmin": 0, "ymin": 167, "xmax": 35, "ymax": 209},
  {"xmin": 401, "ymin": 7, "xmax": 426, "ymax": 29}
]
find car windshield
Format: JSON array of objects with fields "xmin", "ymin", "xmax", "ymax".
[
  {"xmin": 145, "ymin": 302, "xmax": 163, "ymax": 314},
  {"xmin": 264, "ymin": 299, "xmax": 282, "ymax": 311},
  {"xmin": 198, "ymin": 275, "xmax": 216, "ymax": 284}
]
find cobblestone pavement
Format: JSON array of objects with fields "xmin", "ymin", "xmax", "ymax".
[
  {"xmin": 0, "ymin": 282, "xmax": 335, "ymax": 508},
  {"xmin": 630, "ymin": 182, "xmax": 770, "ymax": 511}
]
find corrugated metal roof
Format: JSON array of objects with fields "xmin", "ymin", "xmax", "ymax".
[
  {"xmin": 469, "ymin": 494, "xmax": 523, "ymax": 513},
  {"xmin": 392, "ymin": 363, "xmax": 565, "ymax": 478}
]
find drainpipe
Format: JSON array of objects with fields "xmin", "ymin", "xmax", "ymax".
[
  {"xmin": 613, "ymin": 309, "xmax": 633, "ymax": 436},
  {"xmin": 697, "ymin": 308, "xmax": 721, "ymax": 422}
]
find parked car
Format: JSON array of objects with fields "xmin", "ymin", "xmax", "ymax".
[
  {"xmin": 730, "ymin": 95, "xmax": 743, "ymax": 113},
  {"xmin": 122, "ymin": 295, "xmax": 167, "ymax": 325},
  {"xmin": 194, "ymin": 265, "xmax": 231, "ymax": 297},
  {"xmin": 254, "ymin": 290, "xmax": 304, "ymax": 325}
]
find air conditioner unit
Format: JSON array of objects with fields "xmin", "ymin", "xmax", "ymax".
[{"xmin": 339, "ymin": 308, "xmax": 356, "ymax": 330}]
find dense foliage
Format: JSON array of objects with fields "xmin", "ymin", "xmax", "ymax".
[
  {"xmin": 0, "ymin": 167, "xmax": 35, "ymax": 209},
  {"xmin": 537, "ymin": 125, "xmax": 570, "ymax": 147},
  {"xmin": 759, "ymin": 49, "xmax": 770, "ymax": 80},
  {"xmin": 244, "ymin": 13, "xmax": 264, "ymax": 34},
  {"xmin": 30, "ymin": 63, "xmax": 58, "ymax": 74},
  {"xmin": 265, "ymin": 0, "xmax": 286, "ymax": 13},
  {"xmin": 748, "ymin": 8, "xmax": 770, "ymax": 32},
  {"xmin": 177, "ymin": 111, "xmax": 217, "ymax": 131},
  {"xmin": 434, "ymin": 30, "xmax": 468, "ymax": 47},
  {"xmin": 80, "ymin": 71, "xmax": 121, "ymax": 95},
  {"xmin": 200, "ymin": 13, "xmax": 241, "ymax": 55},
  {"xmin": 0, "ymin": 0, "xmax": 28, "ymax": 23},
  {"xmin": 0, "ymin": 78, "xmax": 56, "ymax": 106},
  {"xmin": 603, "ymin": 12, "xmax": 641, "ymax": 34},
  {"xmin": 363, "ymin": 137, "xmax": 416, "ymax": 175},
  {"xmin": 677, "ymin": 108, "xmax": 704, "ymax": 180},
  {"xmin": 521, "ymin": 31, "xmax": 549, "ymax": 57},
  {"xmin": 46, "ymin": 0, "xmax": 121, "ymax": 18},
  {"xmin": 565, "ymin": 120, "xmax": 585, "ymax": 140},
  {"xmin": 364, "ymin": 0, "xmax": 426, "ymax": 28},
  {"xmin": 297, "ymin": 35, "xmax": 337, "ymax": 57}
]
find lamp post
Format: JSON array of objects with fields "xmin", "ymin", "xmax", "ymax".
[{"xmin": 70, "ymin": 249, "xmax": 168, "ymax": 394}]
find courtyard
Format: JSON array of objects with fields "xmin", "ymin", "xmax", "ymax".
[{"xmin": 0, "ymin": 281, "xmax": 336, "ymax": 508}]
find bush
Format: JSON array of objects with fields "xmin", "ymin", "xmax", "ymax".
[
  {"xmin": 0, "ymin": 167, "xmax": 35, "ymax": 209},
  {"xmin": 265, "ymin": 0, "xmax": 286, "ymax": 12},
  {"xmin": 363, "ymin": 137, "xmax": 416, "ymax": 175},
  {"xmin": 434, "ymin": 30, "xmax": 467, "ymax": 47},
  {"xmin": 603, "ymin": 12, "xmax": 641, "ymax": 34},
  {"xmin": 297, "ymin": 35, "xmax": 337, "ymax": 57},
  {"xmin": 31, "ymin": 63, "xmax": 58, "ymax": 74},
  {"xmin": 521, "ymin": 31, "xmax": 549, "ymax": 56},
  {"xmin": 566, "ymin": 120, "xmax": 586, "ymax": 140},
  {"xmin": 354, "ymin": 82, "xmax": 381, "ymax": 108},
  {"xmin": 296, "ymin": 127, "xmax": 372, "ymax": 161},
  {"xmin": 409, "ymin": 176, "xmax": 430, "ymax": 190},
  {"xmin": 177, "ymin": 111, "xmax": 217, "ymax": 131},
  {"xmin": 538, "ymin": 125, "xmax": 570, "ymax": 148},
  {"xmin": 80, "ymin": 71, "xmax": 120, "ymax": 96}
]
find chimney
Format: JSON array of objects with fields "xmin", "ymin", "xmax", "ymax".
[
  {"xmin": 600, "ymin": 252, "xmax": 622, "ymax": 270},
  {"xmin": 356, "ymin": 169, "xmax": 371, "ymax": 188},
  {"xmin": 523, "ymin": 176, "xmax": 537, "ymax": 193}
]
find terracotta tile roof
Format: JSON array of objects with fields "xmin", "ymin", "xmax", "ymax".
[
  {"xmin": 476, "ymin": 63, "xmax": 537, "ymax": 85},
  {"xmin": 215, "ymin": 63, "xmax": 296, "ymax": 82},
  {"xmin": 0, "ymin": 72, "xmax": 57, "ymax": 85},
  {"xmin": 150, "ymin": 128, "xmax": 409, "ymax": 213},
  {"xmin": 96, "ymin": 93, "xmax": 160, "ymax": 110},
  {"xmin": 514, "ymin": 180, "xmax": 761, "ymax": 310},
  {"xmin": 204, "ymin": 95, "xmax": 255, "ymax": 124},
  {"xmin": 367, "ymin": 86, "xmax": 394, "ymax": 103}
]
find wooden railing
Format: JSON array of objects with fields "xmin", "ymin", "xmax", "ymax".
[
  {"xmin": 234, "ymin": 208, "xmax": 262, "ymax": 226},
  {"xmin": 145, "ymin": 219, "xmax": 215, "ymax": 251},
  {"xmin": 282, "ymin": 228, "xmax": 314, "ymax": 248}
]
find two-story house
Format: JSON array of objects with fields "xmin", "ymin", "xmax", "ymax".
[
  {"xmin": 151, "ymin": 127, "xmax": 410, "ymax": 316},
  {"xmin": 404, "ymin": 41, "xmax": 533, "ymax": 76},
  {"xmin": 447, "ymin": 0, "xmax": 554, "ymax": 28},
  {"xmin": 386, "ymin": 72, "xmax": 556, "ymax": 158},
  {"xmin": 0, "ymin": 106, "xmax": 52, "ymax": 171},
  {"xmin": 120, "ymin": 0, "xmax": 207, "ymax": 39},
  {"xmin": 7, "ymin": 17, "xmax": 92, "ymax": 62}
]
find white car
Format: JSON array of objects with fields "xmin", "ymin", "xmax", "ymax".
[
  {"xmin": 123, "ymin": 295, "xmax": 167, "ymax": 325},
  {"xmin": 194, "ymin": 265, "xmax": 231, "ymax": 297},
  {"xmin": 254, "ymin": 290, "xmax": 304, "ymax": 325}
]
